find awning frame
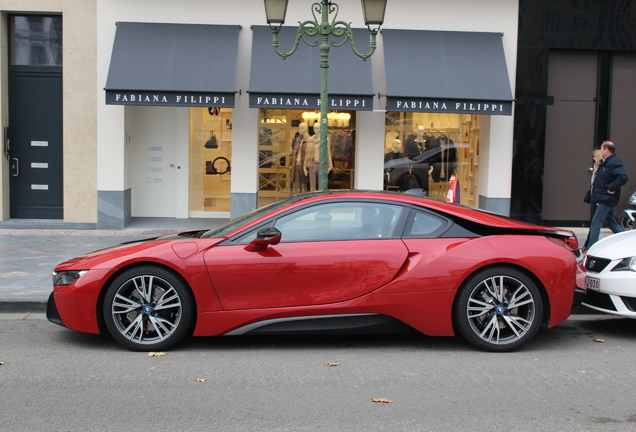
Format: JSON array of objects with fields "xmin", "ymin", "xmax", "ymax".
[
  {"xmin": 383, "ymin": 29, "xmax": 515, "ymax": 115},
  {"xmin": 104, "ymin": 22, "xmax": 241, "ymax": 107},
  {"xmin": 248, "ymin": 25, "xmax": 375, "ymax": 111}
]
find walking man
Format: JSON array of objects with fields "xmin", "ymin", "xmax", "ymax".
[{"xmin": 586, "ymin": 140, "xmax": 629, "ymax": 250}]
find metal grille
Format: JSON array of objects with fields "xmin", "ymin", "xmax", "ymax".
[
  {"xmin": 585, "ymin": 256, "xmax": 611, "ymax": 273},
  {"xmin": 583, "ymin": 291, "xmax": 617, "ymax": 311},
  {"xmin": 621, "ymin": 296, "xmax": 636, "ymax": 312}
]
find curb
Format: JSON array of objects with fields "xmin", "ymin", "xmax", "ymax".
[{"xmin": 0, "ymin": 300, "xmax": 48, "ymax": 314}]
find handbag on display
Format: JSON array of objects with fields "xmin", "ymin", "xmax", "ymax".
[
  {"xmin": 205, "ymin": 160, "xmax": 217, "ymax": 175},
  {"xmin": 204, "ymin": 131, "xmax": 218, "ymax": 149}
]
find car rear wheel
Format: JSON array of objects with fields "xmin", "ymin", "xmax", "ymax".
[
  {"xmin": 618, "ymin": 212, "xmax": 636, "ymax": 231},
  {"xmin": 454, "ymin": 267, "xmax": 543, "ymax": 352},
  {"xmin": 103, "ymin": 266, "xmax": 194, "ymax": 351}
]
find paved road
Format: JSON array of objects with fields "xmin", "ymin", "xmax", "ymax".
[{"xmin": 1, "ymin": 312, "xmax": 635, "ymax": 432}]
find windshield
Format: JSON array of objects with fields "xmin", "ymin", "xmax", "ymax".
[{"xmin": 200, "ymin": 196, "xmax": 298, "ymax": 238}]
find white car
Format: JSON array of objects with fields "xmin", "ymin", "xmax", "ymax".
[{"xmin": 583, "ymin": 230, "xmax": 636, "ymax": 317}]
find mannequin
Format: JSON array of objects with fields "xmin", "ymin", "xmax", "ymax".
[
  {"xmin": 405, "ymin": 125, "xmax": 429, "ymax": 157},
  {"xmin": 426, "ymin": 132, "xmax": 456, "ymax": 183},
  {"xmin": 415, "ymin": 125, "xmax": 427, "ymax": 152},
  {"xmin": 304, "ymin": 121, "xmax": 333, "ymax": 191},
  {"xmin": 384, "ymin": 139, "xmax": 406, "ymax": 162},
  {"xmin": 290, "ymin": 122, "xmax": 309, "ymax": 192}
]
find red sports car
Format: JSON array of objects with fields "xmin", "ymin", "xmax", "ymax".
[{"xmin": 47, "ymin": 191, "xmax": 585, "ymax": 352}]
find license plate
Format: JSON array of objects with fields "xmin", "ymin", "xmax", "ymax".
[{"xmin": 585, "ymin": 276, "xmax": 600, "ymax": 291}]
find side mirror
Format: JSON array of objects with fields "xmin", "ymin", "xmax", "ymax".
[{"xmin": 244, "ymin": 227, "xmax": 282, "ymax": 252}]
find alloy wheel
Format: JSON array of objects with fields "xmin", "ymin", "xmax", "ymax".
[
  {"xmin": 104, "ymin": 266, "xmax": 193, "ymax": 351},
  {"xmin": 455, "ymin": 267, "xmax": 542, "ymax": 352}
]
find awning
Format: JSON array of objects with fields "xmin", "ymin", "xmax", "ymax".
[
  {"xmin": 249, "ymin": 25, "xmax": 374, "ymax": 111},
  {"xmin": 383, "ymin": 29, "xmax": 514, "ymax": 115},
  {"xmin": 105, "ymin": 22, "xmax": 240, "ymax": 107}
]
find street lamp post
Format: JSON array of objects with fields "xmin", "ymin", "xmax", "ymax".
[{"xmin": 264, "ymin": 0, "xmax": 387, "ymax": 191}]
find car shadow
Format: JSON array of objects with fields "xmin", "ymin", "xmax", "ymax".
[
  {"xmin": 51, "ymin": 325, "xmax": 471, "ymax": 352},
  {"xmin": 178, "ymin": 332, "xmax": 471, "ymax": 353},
  {"xmin": 53, "ymin": 327, "xmax": 121, "ymax": 350},
  {"xmin": 54, "ymin": 322, "xmax": 611, "ymax": 353}
]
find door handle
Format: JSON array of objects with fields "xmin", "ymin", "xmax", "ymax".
[{"xmin": 11, "ymin": 158, "xmax": 19, "ymax": 177}]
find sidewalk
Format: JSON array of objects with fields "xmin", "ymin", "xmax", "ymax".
[
  {"xmin": 0, "ymin": 221, "xmax": 606, "ymax": 313},
  {"xmin": 0, "ymin": 218, "xmax": 227, "ymax": 313}
]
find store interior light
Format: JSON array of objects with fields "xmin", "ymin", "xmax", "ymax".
[
  {"xmin": 301, "ymin": 111, "xmax": 351, "ymax": 127},
  {"xmin": 301, "ymin": 111, "xmax": 319, "ymax": 124}
]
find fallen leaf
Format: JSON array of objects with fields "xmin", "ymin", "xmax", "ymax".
[
  {"xmin": 324, "ymin": 362, "xmax": 341, "ymax": 367},
  {"xmin": 196, "ymin": 378, "xmax": 206, "ymax": 383},
  {"xmin": 148, "ymin": 352, "xmax": 167, "ymax": 357},
  {"xmin": 372, "ymin": 398, "xmax": 394, "ymax": 404},
  {"xmin": 593, "ymin": 339, "xmax": 606, "ymax": 343}
]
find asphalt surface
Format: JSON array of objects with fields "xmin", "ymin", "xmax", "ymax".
[
  {"xmin": 1, "ymin": 312, "xmax": 634, "ymax": 432},
  {"xmin": 0, "ymin": 220, "xmax": 605, "ymax": 314}
]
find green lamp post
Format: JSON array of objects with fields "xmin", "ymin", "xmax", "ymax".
[{"xmin": 263, "ymin": 0, "xmax": 387, "ymax": 191}]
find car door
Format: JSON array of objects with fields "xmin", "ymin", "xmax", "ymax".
[{"xmin": 204, "ymin": 201, "xmax": 410, "ymax": 310}]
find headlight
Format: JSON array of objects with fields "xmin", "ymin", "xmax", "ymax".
[
  {"xmin": 612, "ymin": 257, "xmax": 636, "ymax": 272},
  {"xmin": 53, "ymin": 270, "xmax": 89, "ymax": 286}
]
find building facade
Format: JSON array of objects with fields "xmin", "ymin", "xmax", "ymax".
[
  {"xmin": 1, "ymin": 0, "xmax": 519, "ymax": 229},
  {"xmin": 513, "ymin": 0, "xmax": 636, "ymax": 225}
]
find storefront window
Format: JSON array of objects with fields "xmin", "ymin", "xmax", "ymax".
[
  {"xmin": 189, "ymin": 107, "xmax": 232, "ymax": 213},
  {"xmin": 384, "ymin": 112, "xmax": 480, "ymax": 207},
  {"xmin": 258, "ymin": 109, "xmax": 356, "ymax": 207}
]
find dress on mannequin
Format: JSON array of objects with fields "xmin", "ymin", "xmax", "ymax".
[
  {"xmin": 290, "ymin": 122, "xmax": 309, "ymax": 193},
  {"xmin": 304, "ymin": 122, "xmax": 333, "ymax": 191},
  {"xmin": 430, "ymin": 134, "xmax": 456, "ymax": 182},
  {"xmin": 404, "ymin": 125, "xmax": 429, "ymax": 158}
]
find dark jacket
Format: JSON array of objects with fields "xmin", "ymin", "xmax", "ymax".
[{"xmin": 591, "ymin": 153, "xmax": 628, "ymax": 206}]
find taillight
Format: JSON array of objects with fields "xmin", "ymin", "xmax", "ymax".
[
  {"xmin": 547, "ymin": 235, "xmax": 579, "ymax": 251},
  {"xmin": 565, "ymin": 235, "xmax": 579, "ymax": 250}
]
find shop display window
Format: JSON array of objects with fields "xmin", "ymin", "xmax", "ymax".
[
  {"xmin": 384, "ymin": 112, "xmax": 480, "ymax": 207},
  {"xmin": 189, "ymin": 107, "xmax": 232, "ymax": 212},
  {"xmin": 258, "ymin": 109, "xmax": 356, "ymax": 207}
]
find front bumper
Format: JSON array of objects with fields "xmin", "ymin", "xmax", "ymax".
[
  {"xmin": 582, "ymin": 290, "xmax": 636, "ymax": 318},
  {"xmin": 572, "ymin": 287, "xmax": 587, "ymax": 309},
  {"xmin": 46, "ymin": 291, "xmax": 65, "ymax": 327},
  {"xmin": 572, "ymin": 254, "xmax": 587, "ymax": 310}
]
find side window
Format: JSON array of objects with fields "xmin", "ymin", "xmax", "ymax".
[
  {"xmin": 405, "ymin": 210, "xmax": 446, "ymax": 237},
  {"xmin": 271, "ymin": 202, "xmax": 404, "ymax": 242}
]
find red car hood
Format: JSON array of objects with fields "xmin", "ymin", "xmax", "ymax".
[{"xmin": 55, "ymin": 234, "xmax": 224, "ymax": 271}]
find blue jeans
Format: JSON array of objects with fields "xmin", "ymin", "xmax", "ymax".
[{"xmin": 587, "ymin": 203, "xmax": 624, "ymax": 250}]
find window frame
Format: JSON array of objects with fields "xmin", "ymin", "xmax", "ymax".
[
  {"xmin": 221, "ymin": 199, "xmax": 411, "ymax": 246},
  {"xmin": 402, "ymin": 206, "xmax": 451, "ymax": 239}
]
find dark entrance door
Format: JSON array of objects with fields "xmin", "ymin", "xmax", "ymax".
[
  {"xmin": 9, "ymin": 70, "xmax": 63, "ymax": 218},
  {"xmin": 542, "ymin": 51, "xmax": 598, "ymax": 223},
  {"xmin": 8, "ymin": 15, "xmax": 63, "ymax": 219}
]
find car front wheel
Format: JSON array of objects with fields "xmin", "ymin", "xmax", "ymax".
[
  {"xmin": 454, "ymin": 267, "xmax": 543, "ymax": 352},
  {"xmin": 103, "ymin": 266, "xmax": 194, "ymax": 351}
]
